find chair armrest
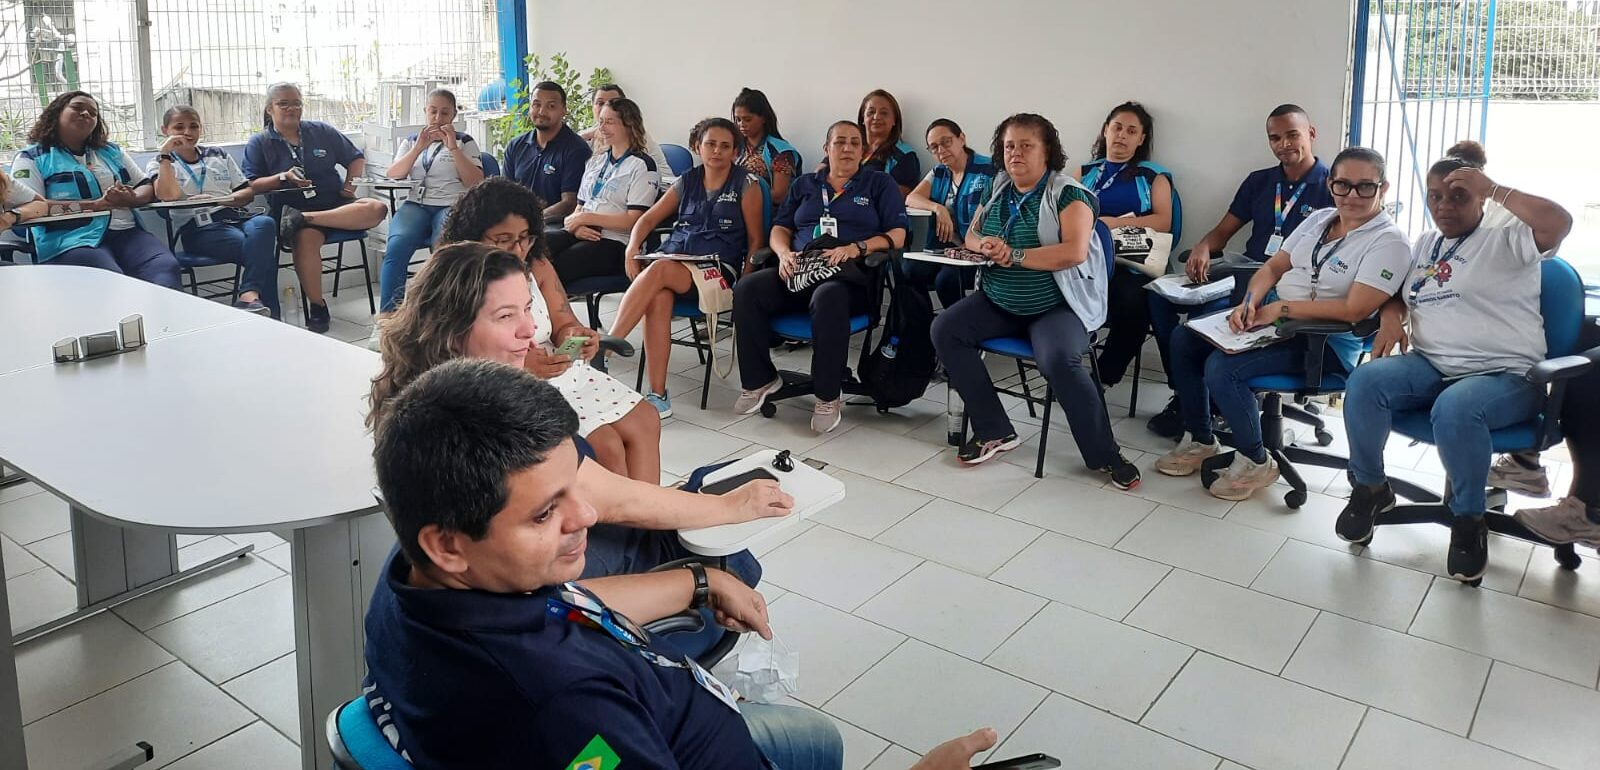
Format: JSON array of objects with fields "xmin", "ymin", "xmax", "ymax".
[
  {"xmin": 863, "ymin": 248, "xmax": 898, "ymax": 268},
  {"xmin": 749, "ymin": 247, "xmax": 776, "ymax": 269},
  {"xmin": 1526, "ymin": 354, "xmax": 1594, "ymax": 387},
  {"xmin": 1279, "ymin": 317, "xmax": 1380, "ymax": 338},
  {"xmin": 598, "ymin": 335, "xmax": 634, "ymax": 358}
]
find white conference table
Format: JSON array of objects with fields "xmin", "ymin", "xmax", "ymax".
[{"xmin": 0, "ymin": 265, "xmax": 392, "ymax": 770}]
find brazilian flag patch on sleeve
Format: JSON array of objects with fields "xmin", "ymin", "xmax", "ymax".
[{"xmin": 566, "ymin": 734, "xmax": 622, "ymax": 770}]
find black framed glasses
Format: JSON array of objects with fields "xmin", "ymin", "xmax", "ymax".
[{"xmin": 1330, "ymin": 179, "xmax": 1381, "ymax": 198}]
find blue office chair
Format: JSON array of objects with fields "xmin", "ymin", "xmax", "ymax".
[
  {"xmin": 956, "ymin": 222, "xmax": 1119, "ymax": 478},
  {"xmin": 1356, "ymin": 257, "xmax": 1600, "ymax": 583},
  {"xmin": 635, "ymin": 294, "xmax": 724, "ymax": 410},
  {"xmin": 661, "ymin": 143, "xmax": 693, "ymax": 176},
  {"xmin": 479, "ymin": 152, "xmax": 500, "ymax": 178}
]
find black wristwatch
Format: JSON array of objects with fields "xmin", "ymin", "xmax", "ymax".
[
  {"xmin": 158, "ymin": 153, "xmax": 175, "ymax": 163},
  {"xmin": 3, "ymin": 208, "xmax": 19, "ymax": 227},
  {"xmin": 686, "ymin": 562, "xmax": 710, "ymax": 609},
  {"xmin": 854, "ymin": 239, "xmax": 868, "ymax": 257}
]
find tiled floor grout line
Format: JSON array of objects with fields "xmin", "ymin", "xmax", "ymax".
[
  {"xmin": 1136, "ymin": 647, "xmax": 1198, "ymax": 726},
  {"xmin": 1334, "ymin": 706, "xmax": 1371, "ymax": 770},
  {"xmin": 1464, "ymin": 660, "xmax": 1496, "ymax": 742}
]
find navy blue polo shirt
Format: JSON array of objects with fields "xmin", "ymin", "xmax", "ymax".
[
  {"xmin": 775, "ymin": 168, "xmax": 908, "ymax": 251},
  {"xmin": 363, "ymin": 550, "xmax": 766, "ymax": 769},
  {"xmin": 242, "ymin": 120, "xmax": 363, "ymax": 212},
  {"xmin": 503, "ymin": 124, "xmax": 592, "ymax": 211},
  {"xmin": 1226, "ymin": 158, "xmax": 1332, "ymax": 261},
  {"xmin": 863, "ymin": 139, "xmax": 921, "ymax": 190}
]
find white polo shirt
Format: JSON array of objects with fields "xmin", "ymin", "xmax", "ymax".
[
  {"xmin": 576, "ymin": 148, "xmax": 660, "ymax": 243},
  {"xmin": 1275, "ymin": 207, "xmax": 1412, "ymax": 368},
  {"xmin": 394, "ymin": 132, "xmax": 484, "ymax": 207}
]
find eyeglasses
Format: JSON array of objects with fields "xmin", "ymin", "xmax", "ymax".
[
  {"xmin": 927, "ymin": 138, "xmax": 956, "ymax": 152},
  {"xmin": 486, "ymin": 233, "xmax": 535, "ymax": 250},
  {"xmin": 1330, "ymin": 180, "xmax": 1381, "ymax": 198}
]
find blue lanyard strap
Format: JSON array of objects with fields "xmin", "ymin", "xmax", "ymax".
[
  {"xmin": 1408, "ymin": 228, "xmax": 1475, "ymax": 305},
  {"xmin": 419, "ymin": 141, "xmax": 445, "ymax": 175},
  {"xmin": 589, "ymin": 151, "xmax": 628, "ymax": 199},
  {"xmin": 1093, "ymin": 162, "xmax": 1123, "ymax": 194},
  {"xmin": 1002, "ymin": 172, "xmax": 1049, "ymax": 239},
  {"xmin": 173, "ymin": 153, "xmax": 206, "ymax": 191},
  {"xmin": 820, "ymin": 176, "xmax": 854, "ymax": 217},
  {"xmin": 546, "ymin": 586, "xmax": 688, "ymax": 670},
  {"xmin": 1274, "ymin": 180, "xmax": 1307, "ymax": 234}
]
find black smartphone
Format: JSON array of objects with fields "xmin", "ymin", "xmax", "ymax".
[
  {"xmin": 971, "ymin": 754, "xmax": 1061, "ymax": 770},
  {"xmin": 697, "ymin": 468, "xmax": 779, "ymax": 495}
]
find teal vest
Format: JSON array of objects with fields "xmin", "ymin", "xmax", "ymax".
[{"xmin": 20, "ymin": 142, "xmax": 137, "ymax": 262}]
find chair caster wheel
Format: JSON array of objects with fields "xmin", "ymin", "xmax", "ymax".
[
  {"xmin": 1314, "ymin": 429, "xmax": 1334, "ymax": 447},
  {"xmin": 1556, "ymin": 544, "xmax": 1582, "ymax": 571},
  {"xmin": 1463, "ymin": 577, "xmax": 1483, "ymax": 588},
  {"xmin": 1284, "ymin": 489, "xmax": 1307, "ymax": 509},
  {"xmin": 759, "ymin": 402, "xmax": 777, "ymax": 418}
]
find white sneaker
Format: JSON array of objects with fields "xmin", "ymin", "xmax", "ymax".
[
  {"xmin": 1208, "ymin": 453, "xmax": 1280, "ymax": 501},
  {"xmin": 811, "ymin": 398, "xmax": 842, "ymax": 433},
  {"xmin": 1155, "ymin": 433, "xmax": 1220, "ymax": 477},
  {"xmin": 365, "ymin": 324, "xmax": 383, "ymax": 352},
  {"xmin": 1487, "ymin": 453, "xmax": 1551, "ymax": 497},
  {"xmin": 1516, "ymin": 496, "xmax": 1600, "ymax": 546}
]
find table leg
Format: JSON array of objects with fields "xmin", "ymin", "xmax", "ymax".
[
  {"xmin": 0, "ymin": 540, "xmax": 28, "ymax": 770},
  {"xmin": 291, "ymin": 512, "xmax": 394, "ymax": 770}
]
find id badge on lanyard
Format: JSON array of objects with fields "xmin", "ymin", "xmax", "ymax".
[
  {"xmin": 1307, "ymin": 219, "xmax": 1344, "ymax": 301},
  {"xmin": 286, "ymin": 141, "xmax": 315, "ymax": 199},
  {"xmin": 1266, "ymin": 180, "xmax": 1307, "ymax": 255},
  {"xmin": 194, "ymin": 208, "xmax": 215, "ymax": 228},
  {"xmin": 817, "ymin": 181, "xmax": 847, "ymax": 238}
]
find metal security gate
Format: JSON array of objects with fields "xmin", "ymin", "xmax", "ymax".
[{"xmin": 1349, "ymin": 0, "xmax": 1496, "ymax": 237}]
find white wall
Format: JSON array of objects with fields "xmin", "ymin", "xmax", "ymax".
[{"xmin": 530, "ymin": 0, "xmax": 1354, "ymax": 250}]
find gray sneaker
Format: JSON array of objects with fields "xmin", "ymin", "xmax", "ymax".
[
  {"xmin": 1208, "ymin": 453, "xmax": 1280, "ymax": 501},
  {"xmin": 1515, "ymin": 497, "xmax": 1600, "ymax": 547},
  {"xmin": 1488, "ymin": 454, "xmax": 1551, "ymax": 497},
  {"xmin": 1155, "ymin": 433, "xmax": 1220, "ymax": 477},
  {"xmin": 734, "ymin": 377, "xmax": 783, "ymax": 415},
  {"xmin": 811, "ymin": 398, "xmax": 842, "ymax": 434}
]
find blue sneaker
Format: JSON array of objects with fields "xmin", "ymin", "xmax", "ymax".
[{"xmin": 645, "ymin": 391, "xmax": 672, "ymax": 419}]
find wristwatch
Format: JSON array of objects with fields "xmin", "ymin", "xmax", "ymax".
[
  {"xmin": 158, "ymin": 154, "xmax": 175, "ymax": 163},
  {"xmin": 854, "ymin": 239, "xmax": 868, "ymax": 257},
  {"xmin": 277, "ymin": 172, "xmax": 288, "ymax": 185},
  {"xmin": 1011, "ymin": 247, "xmax": 1026, "ymax": 265},
  {"xmin": 3, "ymin": 208, "xmax": 19, "ymax": 227},
  {"xmin": 686, "ymin": 562, "xmax": 710, "ymax": 609}
]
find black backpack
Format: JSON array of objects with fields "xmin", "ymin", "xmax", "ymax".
[{"xmin": 861, "ymin": 273, "xmax": 936, "ymax": 409}]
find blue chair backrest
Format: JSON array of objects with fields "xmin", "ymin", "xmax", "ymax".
[
  {"xmin": 662, "ymin": 143, "xmax": 693, "ymax": 176},
  {"xmin": 480, "ymin": 152, "xmax": 500, "ymax": 178},
  {"xmin": 1166, "ymin": 174, "xmax": 1184, "ymax": 245},
  {"xmin": 1542, "ymin": 257, "xmax": 1584, "ymax": 358},
  {"xmin": 756, "ymin": 175, "xmax": 774, "ymax": 232},
  {"xmin": 1094, "ymin": 220, "xmax": 1115, "ymax": 275}
]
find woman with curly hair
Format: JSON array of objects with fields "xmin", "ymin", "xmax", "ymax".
[
  {"xmin": 9, "ymin": 90, "xmax": 180, "ymax": 287},
  {"xmin": 930, "ymin": 113, "xmax": 1140, "ymax": 489},
  {"xmin": 433, "ymin": 177, "xmax": 661, "ymax": 482}
]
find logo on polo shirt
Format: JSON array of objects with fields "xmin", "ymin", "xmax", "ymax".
[
  {"xmin": 566, "ymin": 734, "xmax": 621, "ymax": 770},
  {"xmin": 715, "ymin": 191, "xmax": 739, "ymax": 203},
  {"xmin": 1380, "ymin": 269, "xmax": 1394, "ymax": 280},
  {"xmin": 852, "ymin": 196, "xmax": 871, "ymax": 206},
  {"xmin": 543, "ymin": 163, "xmax": 557, "ymax": 175}
]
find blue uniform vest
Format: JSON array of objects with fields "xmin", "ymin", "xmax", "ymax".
[
  {"xmin": 927, "ymin": 150, "xmax": 997, "ymax": 249},
  {"xmin": 20, "ymin": 142, "xmax": 137, "ymax": 262},
  {"xmin": 661, "ymin": 166, "xmax": 754, "ymax": 273}
]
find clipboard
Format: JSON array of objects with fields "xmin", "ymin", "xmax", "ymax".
[{"xmin": 1184, "ymin": 311, "xmax": 1284, "ymax": 354}]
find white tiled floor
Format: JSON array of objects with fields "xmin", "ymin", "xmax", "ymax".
[{"xmin": 6, "ymin": 285, "xmax": 1598, "ymax": 769}]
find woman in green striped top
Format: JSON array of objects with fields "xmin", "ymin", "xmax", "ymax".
[{"xmin": 930, "ymin": 113, "xmax": 1140, "ymax": 489}]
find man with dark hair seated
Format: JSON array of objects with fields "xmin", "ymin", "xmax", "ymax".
[{"xmin": 365, "ymin": 358, "xmax": 999, "ymax": 769}]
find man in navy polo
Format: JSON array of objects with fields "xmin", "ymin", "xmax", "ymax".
[
  {"xmin": 1145, "ymin": 104, "xmax": 1334, "ymax": 438},
  {"xmin": 364, "ymin": 359, "xmax": 999, "ymax": 769},
  {"xmin": 502, "ymin": 80, "xmax": 592, "ymax": 224}
]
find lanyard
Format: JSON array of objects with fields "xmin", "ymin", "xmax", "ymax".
[
  {"xmin": 545, "ymin": 586, "xmax": 686, "ymax": 671},
  {"xmin": 1307, "ymin": 218, "xmax": 1346, "ymax": 300},
  {"xmin": 1002, "ymin": 172, "xmax": 1049, "ymax": 239},
  {"xmin": 419, "ymin": 141, "xmax": 445, "ymax": 176},
  {"xmin": 589, "ymin": 150, "xmax": 628, "ymax": 199},
  {"xmin": 173, "ymin": 153, "xmax": 206, "ymax": 191},
  {"xmin": 284, "ymin": 139, "xmax": 304, "ymax": 170},
  {"xmin": 1273, "ymin": 180, "xmax": 1307, "ymax": 235},
  {"xmin": 820, "ymin": 176, "xmax": 854, "ymax": 217},
  {"xmin": 1408, "ymin": 228, "xmax": 1476, "ymax": 305},
  {"xmin": 1093, "ymin": 162, "xmax": 1123, "ymax": 194}
]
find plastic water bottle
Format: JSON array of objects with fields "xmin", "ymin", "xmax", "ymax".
[
  {"xmin": 945, "ymin": 389, "xmax": 964, "ymax": 446},
  {"xmin": 882, "ymin": 336, "xmax": 898, "ymax": 359},
  {"xmin": 282, "ymin": 285, "xmax": 302, "ymax": 327}
]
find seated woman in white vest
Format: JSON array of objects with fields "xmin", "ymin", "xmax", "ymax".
[
  {"xmin": 9, "ymin": 90, "xmax": 180, "ymax": 289},
  {"xmin": 930, "ymin": 113, "xmax": 1140, "ymax": 490},
  {"xmin": 545, "ymin": 97, "xmax": 662, "ymax": 289}
]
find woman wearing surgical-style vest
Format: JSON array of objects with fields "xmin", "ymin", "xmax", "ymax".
[
  {"xmin": 930, "ymin": 113, "xmax": 1141, "ymax": 490},
  {"xmin": 1079, "ymin": 102, "xmax": 1178, "ymax": 388},
  {"xmin": 613, "ymin": 117, "xmax": 766, "ymax": 417},
  {"xmin": 544, "ymin": 97, "xmax": 661, "ymax": 288},
  {"xmin": 9, "ymin": 91, "xmax": 181, "ymax": 289},
  {"xmin": 732, "ymin": 87, "xmax": 801, "ymax": 207},
  {"xmin": 904, "ymin": 118, "xmax": 995, "ymax": 308},
  {"xmin": 242, "ymin": 82, "xmax": 388, "ymax": 334},
  {"xmin": 379, "ymin": 88, "xmax": 485, "ymax": 316}
]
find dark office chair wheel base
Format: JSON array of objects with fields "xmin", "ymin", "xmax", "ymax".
[
  {"xmin": 1314, "ymin": 429, "xmax": 1334, "ymax": 446},
  {"xmin": 1555, "ymin": 543, "xmax": 1583, "ymax": 571},
  {"xmin": 760, "ymin": 402, "xmax": 778, "ymax": 418},
  {"xmin": 1284, "ymin": 488, "xmax": 1308, "ymax": 510}
]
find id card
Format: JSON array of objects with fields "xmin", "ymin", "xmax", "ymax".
[
  {"xmin": 818, "ymin": 216, "xmax": 839, "ymax": 238},
  {"xmin": 1264, "ymin": 233, "xmax": 1284, "ymax": 255},
  {"xmin": 687, "ymin": 658, "xmax": 741, "ymax": 713},
  {"xmin": 194, "ymin": 208, "xmax": 215, "ymax": 228},
  {"xmin": 301, "ymin": 188, "xmax": 316, "ymax": 199}
]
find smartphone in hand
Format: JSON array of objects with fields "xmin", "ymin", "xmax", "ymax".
[{"xmin": 553, "ymin": 335, "xmax": 589, "ymax": 359}]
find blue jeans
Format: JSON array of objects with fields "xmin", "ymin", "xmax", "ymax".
[
  {"xmin": 180, "ymin": 216, "xmax": 281, "ymax": 318},
  {"xmin": 1343, "ymin": 353, "xmax": 1545, "ymax": 516},
  {"xmin": 1149, "ymin": 293, "xmax": 1231, "ymax": 382},
  {"xmin": 51, "ymin": 227, "xmax": 181, "ymax": 290},
  {"xmin": 380, "ymin": 201, "xmax": 449, "ymax": 313},
  {"xmin": 741, "ymin": 703, "xmax": 844, "ymax": 770},
  {"xmin": 1170, "ymin": 327, "xmax": 1346, "ymax": 462}
]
